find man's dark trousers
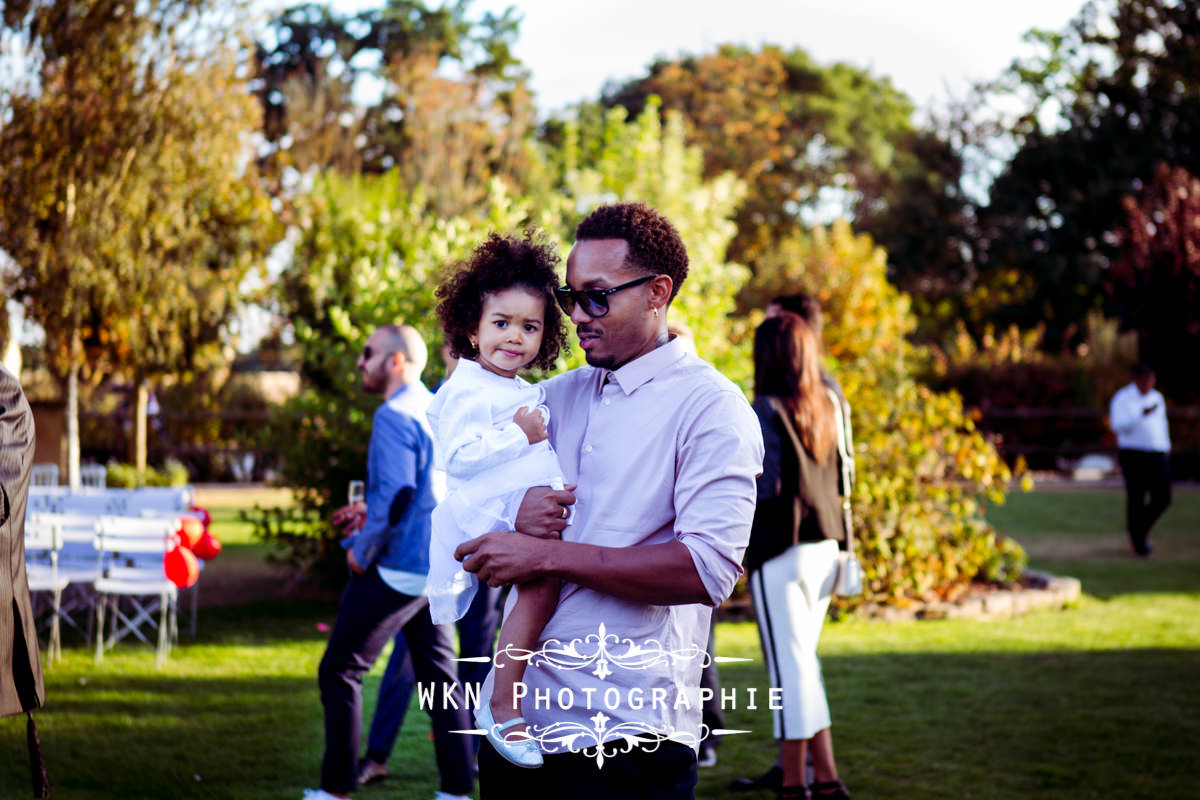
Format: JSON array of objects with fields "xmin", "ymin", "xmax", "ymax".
[
  {"xmin": 366, "ymin": 583, "xmax": 503, "ymax": 759},
  {"xmin": 1118, "ymin": 448, "xmax": 1172, "ymax": 555},
  {"xmin": 318, "ymin": 566, "xmax": 473, "ymax": 795},
  {"xmin": 478, "ymin": 738, "xmax": 697, "ymax": 799}
]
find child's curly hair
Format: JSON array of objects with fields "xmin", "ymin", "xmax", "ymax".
[{"xmin": 435, "ymin": 230, "xmax": 568, "ymax": 371}]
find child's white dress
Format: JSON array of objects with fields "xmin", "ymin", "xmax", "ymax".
[{"xmin": 425, "ymin": 358, "xmax": 565, "ymax": 625}]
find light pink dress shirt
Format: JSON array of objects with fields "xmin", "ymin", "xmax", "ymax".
[{"xmin": 488, "ymin": 336, "xmax": 763, "ymax": 754}]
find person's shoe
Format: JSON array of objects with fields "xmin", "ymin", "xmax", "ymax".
[
  {"xmin": 809, "ymin": 778, "xmax": 852, "ymax": 799},
  {"xmin": 729, "ymin": 765, "xmax": 783, "ymax": 792},
  {"xmin": 782, "ymin": 787, "xmax": 812, "ymax": 800},
  {"xmin": 301, "ymin": 790, "xmax": 347, "ymax": 800},
  {"xmin": 475, "ymin": 703, "xmax": 543, "ymax": 768},
  {"xmin": 355, "ymin": 758, "xmax": 389, "ymax": 786},
  {"xmin": 697, "ymin": 744, "xmax": 718, "ymax": 768}
]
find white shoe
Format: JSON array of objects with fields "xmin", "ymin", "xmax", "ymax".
[
  {"xmin": 301, "ymin": 790, "xmax": 346, "ymax": 800},
  {"xmin": 474, "ymin": 704, "xmax": 543, "ymax": 768}
]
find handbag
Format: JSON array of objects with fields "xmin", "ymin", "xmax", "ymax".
[
  {"xmin": 830, "ymin": 389, "xmax": 863, "ymax": 596},
  {"xmin": 768, "ymin": 394, "xmax": 863, "ymax": 597}
]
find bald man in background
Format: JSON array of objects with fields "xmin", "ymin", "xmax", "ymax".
[{"xmin": 306, "ymin": 325, "xmax": 473, "ymax": 800}]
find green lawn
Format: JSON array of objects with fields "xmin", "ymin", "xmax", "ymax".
[{"xmin": 2, "ymin": 486, "xmax": 1197, "ymax": 799}]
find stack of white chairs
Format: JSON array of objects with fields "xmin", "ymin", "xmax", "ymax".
[
  {"xmin": 25, "ymin": 513, "xmax": 104, "ymax": 647},
  {"xmin": 122, "ymin": 487, "xmax": 203, "ymax": 634},
  {"xmin": 93, "ymin": 516, "xmax": 180, "ymax": 668},
  {"xmin": 23, "ymin": 485, "xmax": 201, "ymax": 662}
]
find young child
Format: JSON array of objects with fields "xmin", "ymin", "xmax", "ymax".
[{"xmin": 425, "ymin": 231, "xmax": 570, "ymax": 769}]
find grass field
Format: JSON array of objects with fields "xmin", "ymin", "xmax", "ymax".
[{"xmin": 1, "ymin": 486, "xmax": 1197, "ymax": 799}]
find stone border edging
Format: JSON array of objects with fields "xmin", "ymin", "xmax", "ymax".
[{"xmin": 856, "ymin": 569, "xmax": 1082, "ymax": 622}]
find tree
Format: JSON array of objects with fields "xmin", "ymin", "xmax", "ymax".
[
  {"xmin": 977, "ymin": 0, "xmax": 1200, "ymax": 350},
  {"xmin": 0, "ymin": 0, "xmax": 276, "ymax": 480},
  {"xmin": 255, "ymin": 0, "xmax": 534, "ymax": 216},
  {"xmin": 546, "ymin": 103, "xmax": 750, "ymax": 385},
  {"xmin": 600, "ymin": 44, "xmax": 917, "ymax": 268},
  {"xmin": 1109, "ymin": 162, "xmax": 1200, "ymax": 399}
]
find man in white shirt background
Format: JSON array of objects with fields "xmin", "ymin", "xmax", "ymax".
[{"xmin": 1109, "ymin": 363, "xmax": 1172, "ymax": 557}]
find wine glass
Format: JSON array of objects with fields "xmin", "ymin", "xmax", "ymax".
[{"xmin": 347, "ymin": 480, "xmax": 365, "ymax": 506}]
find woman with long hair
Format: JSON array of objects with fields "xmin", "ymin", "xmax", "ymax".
[{"xmin": 746, "ymin": 312, "xmax": 851, "ymax": 800}]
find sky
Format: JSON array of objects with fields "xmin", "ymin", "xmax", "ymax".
[{"xmin": 322, "ymin": 0, "xmax": 1090, "ymax": 116}]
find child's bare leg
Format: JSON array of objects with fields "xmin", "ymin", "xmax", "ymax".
[{"xmin": 490, "ymin": 577, "xmax": 559, "ymax": 734}]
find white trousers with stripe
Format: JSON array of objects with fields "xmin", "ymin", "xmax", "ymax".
[{"xmin": 749, "ymin": 538, "xmax": 839, "ymax": 741}]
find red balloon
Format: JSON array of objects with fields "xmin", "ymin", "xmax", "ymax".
[
  {"xmin": 164, "ymin": 546, "xmax": 199, "ymax": 588},
  {"xmin": 177, "ymin": 516, "xmax": 204, "ymax": 549},
  {"xmin": 193, "ymin": 531, "xmax": 222, "ymax": 561},
  {"xmin": 189, "ymin": 505, "xmax": 212, "ymax": 530}
]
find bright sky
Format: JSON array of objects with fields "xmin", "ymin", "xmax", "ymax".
[{"xmin": 323, "ymin": 0, "xmax": 1089, "ymax": 116}]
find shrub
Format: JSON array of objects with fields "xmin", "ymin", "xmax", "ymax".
[
  {"xmin": 739, "ymin": 221, "xmax": 1027, "ymax": 607},
  {"xmin": 105, "ymin": 458, "xmax": 190, "ymax": 488}
]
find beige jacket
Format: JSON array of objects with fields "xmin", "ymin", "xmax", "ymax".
[{"xmin": 0, "ymin": 363, "xmax": 44, "ymax": 717}]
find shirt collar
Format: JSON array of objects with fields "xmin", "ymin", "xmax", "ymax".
[{"xmin": 603, "ymin": 335, "xmax": 689, "ymax": 396}]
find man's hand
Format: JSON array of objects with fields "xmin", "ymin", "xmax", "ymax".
[
  {"xmin": 515, "ymin": 485, "xmax": 576, "ymax": 538},
  {"xmin": 456, "ymin": 531, "xmax": 552, "ymax": 587},
  {"xmin": 332, "ymin": 501, "xmax": 366, "ymax": 537},
  {"xmin": 513, "ymin": 406, "xmax": 548, "ymax": 444},
  {"xmin": 346, "ymin": 548, "xmax": 365, "ymax": 574}
]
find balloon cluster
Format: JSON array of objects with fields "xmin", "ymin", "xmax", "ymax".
[{"xmin": 163, "ymin": 505, "xmax": 222, "ymax": 589}]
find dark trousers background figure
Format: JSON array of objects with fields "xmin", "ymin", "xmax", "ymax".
[
  {"xmin": 365, "ymin": 583, "xmax": 503, "ymax": 763},
  {"xmin": 1118, "ymin": 449, "xmax": 1171, "ymax": 556},
  {"xmin": 318, "ymin": 566, "xmax": 474, "ymax": 796}
]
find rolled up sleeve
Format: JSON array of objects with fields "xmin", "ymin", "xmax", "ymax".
[{"xmin": 674, "ymin": 389, "xmax": 765, "ymax": 606}]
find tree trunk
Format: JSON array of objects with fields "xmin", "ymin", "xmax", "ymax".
[
  {"xmin": 66, "ymin": 355, "xmax": 80, "ymax": 490},
  {"xmin": 131, "ymin": 378, "xmax": 148, "ymax": 473}
]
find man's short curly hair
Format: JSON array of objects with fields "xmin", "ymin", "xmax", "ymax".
[
  {"xmin": 435, "ymin": 230, "xmax": 567, "ymax": 371},
  {"xmin": 575, "ymin": 202, "xmax": 689, "ymax": 302}
]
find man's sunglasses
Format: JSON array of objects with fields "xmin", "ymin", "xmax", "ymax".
[
  {"xmin": 360, "ymin": 346, "xmax": 391, "ymax": 361},
  {"xmin": 554, "ymin": 274, "xmax": 658, "ymax": 318}
]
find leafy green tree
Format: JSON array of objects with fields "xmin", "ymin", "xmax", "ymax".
[
  {"xmin": 257, "ymin": 173, "xmax": 535, "ymax": 583},
  {"xmin": 255, "ymin": 0, "xmax": 533, "ymax": 216},
  {"xmin": 600, "ymin": 44, "xmax": 917, "ymax": 267},
  {"xmin": 546, "ymin": 103, "xmax": 750, "ymax": 385},
  {"xmin": 0, "ymin": 0, "xmax": 276, "ymax": 478},
  {"xmin": 977, "ymin": 0, "xmax": 1200, "ymax": 350}
]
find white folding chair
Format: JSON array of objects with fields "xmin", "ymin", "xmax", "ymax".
[
  {"xmin": 135, "ymin": 509, "xmax": 205, "ymax": 636},
  {"xmin": 93, "ymin": 516, "xmax": 179, "ymax": 668},
  {"xmin": 24, "ymin": 518, "xmax": 71, "ymax": 663},
  {"xmin": 79, "ymin": 464, "xmax": 107, "ymax": 488},
  {"xmin": 31, "ymin": 463, "xmax": 59, "ymax": 487},
  {"xmin": 26, "ymin": 513, "xmax": 103, "ymax": 644}
]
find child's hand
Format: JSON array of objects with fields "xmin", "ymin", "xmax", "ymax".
[{"xmin": 514, "ymin": 406, "xmax": 548, "ymax": 444}]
